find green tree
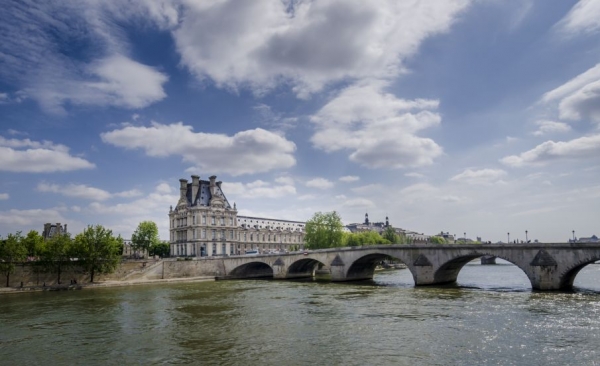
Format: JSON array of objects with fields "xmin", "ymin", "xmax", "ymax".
[
  {"xmin": 74, "ymin": 225, "xmax": 122, "ymax": 283},
  {"xmin": 39, "ymin": 233, "xmax": 73, "ymax": 284},
  {"xmin": 382, "ymin": 227, "xmax": 401, "ymax": 244},
  {"xmin": 0, "ymin": 232, "xmax": 27, "ymax": 287},
  {"xmin": 22, "ymin": 230, "xmax": 44, "ymax": 257},
  {"xmin": 344, "ymin": 231, "xmax": 391, "ymax": 246},
  {"xmin": 149, "ymin": 241, "xmax": 170, "ymax": 258},
  {"xmin": 429, "ymin": 236, "xmax": 446, "ymax": 244},
  {"xmin": 131, "ymin": 221, "xmax": 160, "ymax": 257},
  {"xmin": 304, "ymin": 211, "xmax": 344, "ymax": 249}
]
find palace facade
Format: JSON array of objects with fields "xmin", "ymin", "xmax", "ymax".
[{"xmin": 169, "ymin": 175, "xmax": 305, "ymax": 257}]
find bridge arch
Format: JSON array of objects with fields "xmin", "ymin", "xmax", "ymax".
[
  {"xmin": 287, "ymin": 258, "xmax": 327, "ymax": 279},
  {"xmin": 560, "ymin": 256, "xmax": 600, "ymax": 290},
  {"xmin": 228, "ymin": 261, "xmax": 273, "ymax": 279},
  {"xmin": 434, "ymin": 253, "xmax": 532, "ymax": 287},
  {"xmin": 345, "ymin": 252, "xmax": 414, "ymax": 282}
]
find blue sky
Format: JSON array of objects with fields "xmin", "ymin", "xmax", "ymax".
[{"xmin": 1, "ymin": 0, "xmax": 600, "ymax": 242}]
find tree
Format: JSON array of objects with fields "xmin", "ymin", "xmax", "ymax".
[
  {"xmin": 429, "ymin": 236, "xmax": 446, "ymax": 244},
  {"xmin": 304, "ymin": 211, "xmax": 344, "ymax": 250},
  {"xmin": 131, "ymin": 221, "xmax": 160, "ymax": 258},
  {"xmin": 382, "ymin": 227, "xmax": 402, "ymax": 244},
  {"xmin": 149, "ymin": 241, "xmax": 170, "ymax": 258},
  {"xmin": 74, "ymin": 225, "xmax": 122, "ymax": 283},
  {"xmin": 0, "ymin": 232, "xmax": 27, "ymax": 287},
  {"xmin": 39, "ymin": 233, "xmax": 73, "ymax": 284},
  {"xmin": 343, "ymin": 231, "xmax": 390, "ymax": 246},
  {"xmin": 22, "ymin": 230, "xmax": 44, "ymax": 258}
]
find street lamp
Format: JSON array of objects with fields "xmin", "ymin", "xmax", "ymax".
[
  {"xmin": 525, "ymin": 230, "xmax": 528, "ymax": 242},
  {"xmin": 507, "ymin": 232, "xmax": 510, "ymax": 243},
  {"xmin": 464, "ymin": 232, "xmax": 466, "ymax": 242},
  {"xmin": 572, "ymin": 230, "xmax": 575, "ymax": 242}
]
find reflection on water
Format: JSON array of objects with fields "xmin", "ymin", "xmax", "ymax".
[{"xmin": 1, "ymin": 262, "xmax": 599, "ymax": 365}]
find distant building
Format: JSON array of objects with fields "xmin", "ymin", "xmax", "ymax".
[
  {"xmin": 121, "ymin": 238, "xmax": 149, "ymax": 259},
  {"xmin": 570, "ymin": 235, "xmax": 599, "ymax": 244},
  {"xmin": 42, "ymin": 223, "xmax": 67, "ymax": 240},
  {"xmin": 169, "ymin": 175, "xmax": 305, "ymax": 257},
  {"xmin": 345, "ymin": 213, "xmax": 429, "ymax": 243}
]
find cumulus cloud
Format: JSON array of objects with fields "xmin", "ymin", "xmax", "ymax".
[
  {"xmin": 501, "ymin": 134, "xmax": 600, "ymax": 167},
  {"xmin": 450, "ymin": 169, "xmax": 507, "ymax": 185},
  {"xmin": 405, "ymin": 172, "xmax": 425, "ymax": 178},
  {"xmin": 173, "ymin": 0, "xmax": 470, "ymax": 97},
  {"xmin": 0, "ymin": 136, "xmax": 95, "ymax": 173},
  {"xmin": 311, "ymin": 82, "xmax": 443, "ymax": 168},
  {"xmin": 351, "ymin": 184, "xmax": 383, "ymax": 194},
  {"xmin": 0, "ymin": 1, "xmax": 170, "ymax": 113},
  {"xmin": 541, "ymin": 63, "xmax": 600, "ymax": 125},
  {"xmin": 224, "ymin": 180, "xmax": 296, "ymax": 199},
  {"xmin": 556, "ymin": 0, "xmax": 600, "ymax": 36},
  {"xmin": 0, "ymin": 193, "xmax": 8, "ymax": 200},
  {"xmin": 101, "ymin": 122, "xmax": 296, "ymax": 176},
  {"xmin": 339, "ymin": 175, "xmax": 360, "ymax": 182},
  {"xmin": 305, "ymin": 178, "xmax": 334, "ymax": 189},
  {"xmin": 0, "ymin": 207, "xmax": 67, "ymax": 226},
  {"xmin": 341, "ymin": 198, "xmax": 375, "ymax": 208},
  {"xmin": 37, "ymin": 182, "xmax": 142, "ymax": 201},
  {"xmin": 533, "ymin": 120, "xmax": 571, "ymax": 136}
]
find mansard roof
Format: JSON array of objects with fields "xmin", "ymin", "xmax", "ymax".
[{"xmin": 184, "ymin": 179, "xmax": 232, "ymax": 209}]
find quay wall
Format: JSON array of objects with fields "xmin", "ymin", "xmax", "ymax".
[{"xmin": 2, "ymin": 259, "xmax": 220, "ymax": 288}]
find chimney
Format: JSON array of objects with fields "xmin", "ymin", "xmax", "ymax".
[
  {"xmin": 56, "ymin": 223, "xmax": 61, "ymax": 234},
  {"xmin": 191, "ymin": 175, "xmax": 200, "ymax": 203},
  {"xmin": 179, "ymin": 179, "xmax": 188, "ymax": 201},
  {"xmin": 209, "ymin": 175, "xmax": 216, "ymax": 195}
]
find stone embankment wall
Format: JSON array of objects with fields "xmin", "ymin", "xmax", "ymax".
[{"xmin": 2, "ymin": 259, "xmax": 221, "ymax": 288}]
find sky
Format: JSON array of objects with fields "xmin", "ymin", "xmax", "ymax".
[{"xmin": 1, "ymin": 0, "xmax": 599, "ymax": 243}]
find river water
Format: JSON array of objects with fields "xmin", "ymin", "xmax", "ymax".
[{"xmin": 1, "ymin": 261, "xmax": 599, "ymax": 365}]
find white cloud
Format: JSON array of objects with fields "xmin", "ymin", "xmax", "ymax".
[
  {"xmin": 341, "ymin": 198, "xmax": 375, "ymax": 208},
  {"xmin": 501, "ymin": 134, "xmax": 600, "ymax": 167},
  {"xmin": 0, "ymin": 2, "xmax": 170, "ymax": 114},
  {"xmin": 101, "ymin": 122, "xmax": 296, "ymax": 176},
  {"xmin": 556, "ymin": 0, "xmax": 600, "ymax": 36},
  {"xmin": 155, "ymin": 183, "xmax": 172, "ymax": 194},
  {"xmin": 0, "ymin": 193, "xmax": 8, "ymax": 200},
  {"xmin": 0, "ymin": 136, "xmax": 95, "ymax": 173},
  {"xmin": 0, "ymin": 207, "xmax": 67, "ymax": 226},
  {"xmin": 405, "ymin": 172, "xmax": 425, "ymax": 178},
  {"xmin": 305, "ymin": 178, "xmax": 334, "ymax": 190},
  {"xmin": 37, "ymin": 182, "xmax": 142, "ymax": 201},
  {"xmin": 339, "ymin": 175, "xmax": 360, "ymax": 182},
  {"xmin": 450, "ymin": 169, "xmax": 507, "ymax": 185},
  {"xmin": 541, "ymin": 63, "xmax": 600, "ymax": 124},
  {"xmin": 298, "ymin": 194, "xmax": 317, "ymax": 201},
  {"xmin": 223, "ymin": 180, "xmax": 296, "ymax": 199},
  {"xmin": 275, "ymin": 176, "xmax": 294, "ymax": 186},
  {"xmin": 533, "ymin": 120, "xmax": 572, "ymax": 136},
  {"xmin": 310, "ymin": 81, "xmax": 443, "ymax": 169},
  {"xmin": 173, "ymin": 0, "xmax": 470, "ymax": 97},
  {"xmin": 351, "ymin": 184, "xmax": 383, "ymax": 194}
]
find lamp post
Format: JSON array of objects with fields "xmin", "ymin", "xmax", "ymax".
[
  {"xmin": 464, "ymin": 232, "xmax": 466, "ymax": 241},
  {"xmin": 507, "ymin": 232, "xmax": 510, "ymax": 243},
  {"xmin": 525, "ymin": 230, "xmax": 528, "ymax": 242},
  {"xmin": 572, "ymin": 230, "xmax": 575, "ymax": 242}
]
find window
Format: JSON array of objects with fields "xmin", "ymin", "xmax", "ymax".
[
  {"xmin": 193, "ymin": 229, "xmax": 197, "ymax": 239},
  {"xmin": 244, "ymin": 233, "xmax": 247, "ymax": 241},
  {"xmin": 230, "ymin": 230, "xmax": 234, "ymax": 239},
  {"xmin": 220, "ymin": 217, "xmax": 225, "ymax": 226},
  {"xmin": 230, "ymin": 217, "xmax": 234, "ymax": 226},
  {"xmin": 193, "ymin": 215, "xmax": 196, "ymax": 225},
  {"xmin": 201, "ymin": 230, "xmax": 206, "ymax": 239},
  {"xmin": 221, "ymin": 230, "xmax": 225, "ymax": 239},
  {"xmin": 202, "ymin": 215, "xmax": 206, "ymax": 224},
  {"xmin": 211, "ymin": 216, "xmax": 216, "ymax": 225},
  {"xmin": 212, "ymin": 230, "xmax": 216, "ymax": 239}
]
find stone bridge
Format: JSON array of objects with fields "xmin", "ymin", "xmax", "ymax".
[{"xmin": 219, "ymin": 243, "xmax": 600, "ymax": 291}]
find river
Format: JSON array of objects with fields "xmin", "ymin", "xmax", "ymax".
[{"xmin": 1, "ymin": 261, "xmax": 599, "ymax": 365}]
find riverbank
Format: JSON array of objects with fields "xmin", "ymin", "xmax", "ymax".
[{"xmin": 0, "ymin": 275, "xmax": 215, "ymax": 295}]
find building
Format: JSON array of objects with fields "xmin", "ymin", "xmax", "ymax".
[
  {"xmin": 570, "ymin": 235, "xmax": 599, "ymax": 244},
  {"xmin": 42, "ymin": 223, "xmax": 67, "ymax": 240},
  {"xmin": 169, "ymin": 175, "xmax": 305, "ymax": 257},
  {"xmin": 345, "ymin": 213, "xmax": 430, "ymax": 243}
]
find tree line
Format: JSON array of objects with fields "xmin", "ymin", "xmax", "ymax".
[
  {"xmin": 303, "ymin": 211, "xmax": 451, "ymax": 250},
  {"xmin": 0, "ymin": 221, "xmax": 169, "ymax": 287}
]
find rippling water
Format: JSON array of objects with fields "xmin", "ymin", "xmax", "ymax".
[{"xmin": 1, "ymin": 261, "xmax": 599, "ymax": 365}]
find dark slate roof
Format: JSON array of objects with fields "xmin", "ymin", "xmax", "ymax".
[{"xmin": 185, "ymin": 180, "xmax": 232, "ymax": 209}]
